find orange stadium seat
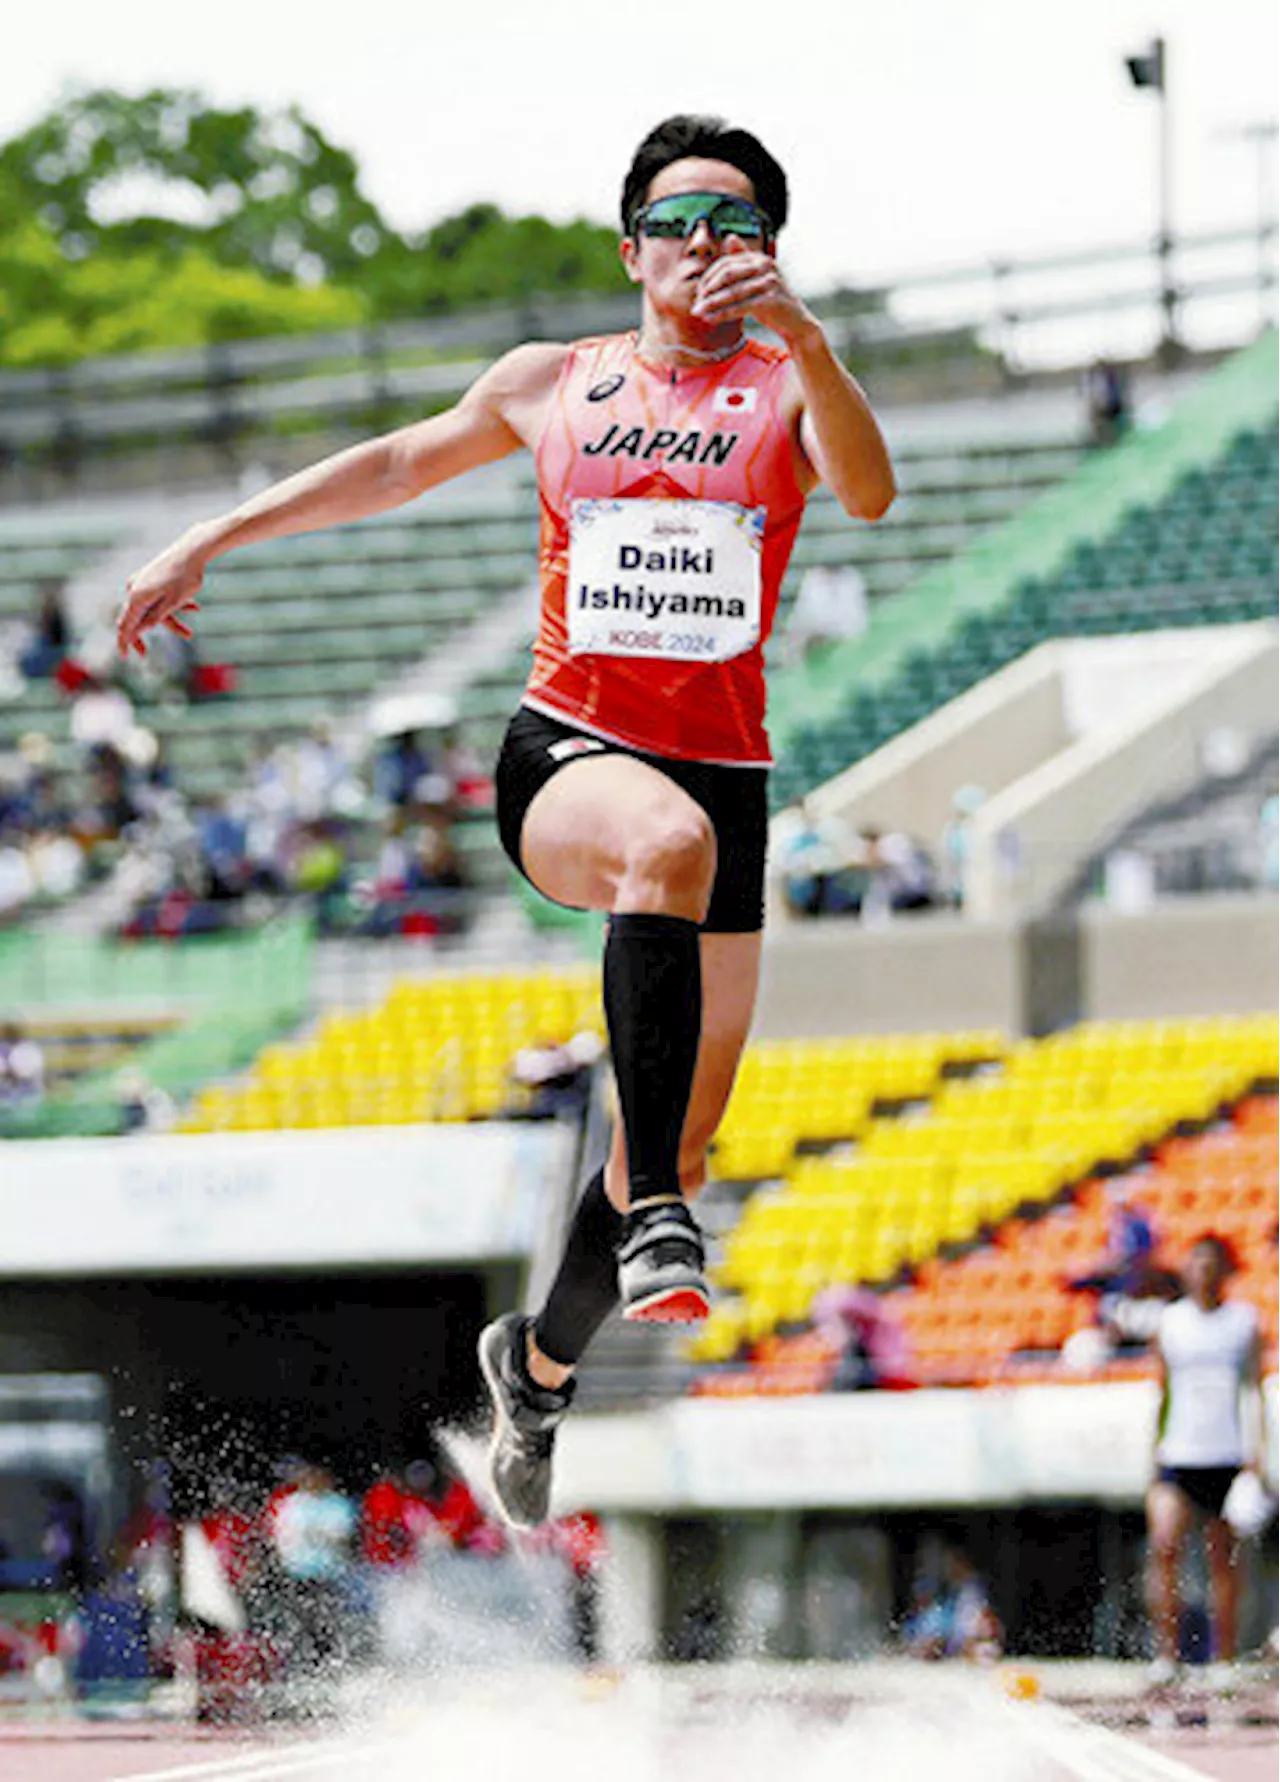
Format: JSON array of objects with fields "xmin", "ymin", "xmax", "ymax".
[{"xmin": 689, "ymin": 1012, "xmax": 1277, "ymax": 1394}]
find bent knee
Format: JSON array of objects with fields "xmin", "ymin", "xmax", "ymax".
[{"xmin": 620, "ymin": 809, "xmax": 716, "ymax": 904}]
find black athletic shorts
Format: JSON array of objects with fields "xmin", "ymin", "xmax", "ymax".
[
  {"xmin": 494, "ymin": 703, "xmax": 768, "ymax": 934},
  {"xmin": 1157, "ymin": 1464, "xmax": 1241, "ymax": 1519}
]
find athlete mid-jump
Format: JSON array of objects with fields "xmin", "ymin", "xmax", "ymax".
[{"xmin": 116, "ymin": 114, "xmax": 896, "ymax": 1529}]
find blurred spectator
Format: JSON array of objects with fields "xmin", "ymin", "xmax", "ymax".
[
  {"xmin": 903, "ymin": 1546, "xmax": 1003, "ymax": 1661},
  {"xmin": 201, "ymin": 1478, "xmax": 266, "ymax": 1598},
  {"xmin": 373, "ymin": 812, "xmax": 412, "ymax": 887},
  {"xmin": 147, "ymin": 623, "xmax": 200, "ymax": 704},
  {"xmin": 939, "ymin": 784, "xmax": 986, "ymax": 908},
  {"xmin": 0, "ymin": 736, "xmax": 84, "ymax": 925},
  {"xmin": 374, "ymin": 731, "xmax": 434, "ymax": 809},
  {"xmin": 782, "ymin": 562, "xmax": 869, "ymax": 666},
  {"xmin": 360, "ymin": 1464, "xmax": 441, "ymax": 1570},
  {"xmin": 19, "ymin": 579, "xmax": 70, "ymax": 680},
  {"xmin": 269, "ymin": 1463, "xmax": 358, "ymax": 1673},
  {"xmin": 197, "ymin": 798, "xmax": 252, "ymax": 901},
  {"xmin": 0, "ymin": 1023, "xmax": 45, "ymax": 1109},
  {"xmin": 1064, "ymin": 1182, "xmax": 1181, "ymax": 1361},
  {"xmin": 113, "ymin": 1462, "xmax": 176, "ymax": 1634},
  {"xmin": 72, "ymin": 745, "xmax": 141, "ymax": 846},
  {"xmin": 67, "ymin": 672, "xmax": 135, "ymax": 756},
  {"xmin": 133, "ymin": 616, "xmax": 237, "ymax": 706},
  {"xmin": 858, "ymin": 824, "xmax": 940, "ymax": 921},
  {"xmin": 27, "ymin": 825, "xmax": 84, "ymax": 903},
  {"xmin": 811, "ymin": 1285, "xmax": 912, "ymax": 1391},
  {"xmin": 0, "ymin": 679, "xmax": 484, "ymax": 942},
  {"xmin": 406, "ymin": 812, "xmax": 466, "ymax": 895},
  {"xmin": 0, "ymin": 841, "xmax": 35, "ymax": 922},
  {"xmin": 1085, "ymin": 358, "xmax": 1131, "ymax": 448},
  {"xmin": 115, "ymin": 1066, "xmax": 177, "ymax": 1136},
  {"xmin": 774, "ymin": 798, "xmax": 866, "ymax": 918},
  {"xmin": 1069, "ymin": 1182, "xmax": 1156, "ymax": 1297},
  {"xmin": 1260, "ymin": 792, "xmax": 1278, "ymax": 892},
  {"xmin": 437, "ymin": 726, "xmax": 491, "ymax": 811},
  {"xmin": 291, "ymin": 721, "xmax": 356, "ymax": 822},
  {"xmin": 271, "ymin": 1465, "xmax": 355, "ymax": 1582},
  {"xmin": 39, "ymin": 1482, "xmax": 92, "ymax": 1595},
  {"xmin": 288, "ymin": 820, "xmax": 348, "ymax": 930},
  {"xmin": 505, "ymin": 1029, "xmax": 604, "ymax": 1122}
]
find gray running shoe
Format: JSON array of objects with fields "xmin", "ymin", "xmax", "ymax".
[
  {"xmin": 477, "ymin": 1313, "xmax": 575, "ymax": 1529},
  {"xmin": 617, "ymin": 1199, "xmax": 710, "ymax": 1324}
]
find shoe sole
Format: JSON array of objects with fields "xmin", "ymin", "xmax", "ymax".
[
  {"xmin": 623, "ymin": 1283, "xmax": 711, "ymax": 1324},
  {"xmin": 476, "ymin": 1321, "xmax": 540, "ymax": 1531}
]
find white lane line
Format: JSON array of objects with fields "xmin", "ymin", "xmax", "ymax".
[
  {"xmin": 1009, "ymin": 1697, "xmax": 1217, "ymax": 1782},
  {"xmin": 109, "ymin": 1735, "xmax": 387, "ymax": 1782}
]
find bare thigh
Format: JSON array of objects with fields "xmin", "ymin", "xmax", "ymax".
[
  {"xmin": 1146, "ymin": 1481, "xmax": 1194, "ymax": 1556},
  {"xmin": 606, "ymin": 929, "xmax": 763, "ymax": 1211},
  {"xmin": 520, "ymin": 753, "xmax": 716, "ymax": 921}
]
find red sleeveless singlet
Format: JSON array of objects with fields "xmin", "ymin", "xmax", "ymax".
[{"xmin": 524, "ymin": 333, "xmax": 807, "ymax": 765}]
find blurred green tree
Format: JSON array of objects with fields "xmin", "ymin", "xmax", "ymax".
[
  {"xmin": 0, "ymin": 86, "xmax": 628, "ymax": 365},
  {"xmin": 0, "ymin": 85, "xmax": 394, "ymax": 282},
  {"xmin": 370, "ymin": 203, "xmax": 627, "ymax": 316}
]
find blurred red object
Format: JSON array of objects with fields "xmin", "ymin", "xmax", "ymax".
[
  {"xmin": 53, "ymin": 657, "xmax": 92, "ymax": 695},
  {"xmin": 193, "ymin": 1630, "xmax": 280, "ymax": 1723},
  {"xmin": 400, "ymin": 910, "xmax": 439, "ymax": 937},
  {"xmin": 192, "ymin": 663, "xmax": 237, "ymax": 697}
]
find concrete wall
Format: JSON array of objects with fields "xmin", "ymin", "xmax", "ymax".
[
  {"xmin": 797, "ymin": 646, "xmax": 1070, "ymax": 845},
  {"xmin": 966, "ymin": 627, "xmax": 1278, "ymax": 918},
  {"xmin": 755, "ymin": 914, "xmax": 1023, "ymax": 1038},
  {"xmin": 756, "ymin": 893, "xmax": 1279, "ymax": 1039},
  {"xmin": 1082, "ymin": 894, "xmax": 1280, "ymax": 1022}
]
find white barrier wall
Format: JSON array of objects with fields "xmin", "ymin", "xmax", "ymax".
[
  {"xmin": 557, "ymin": 1377, "xmax": 1278, "ymax": 1512},
  {"xmin": 966, "ymin": 626, "xmax": 1278, "ymax": 917},
  {"xmin": 0, "ymin": 1123, "xmax": 575, "ymax": 1275}
]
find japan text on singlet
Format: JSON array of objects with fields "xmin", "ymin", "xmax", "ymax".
[{"xmin": 526, "ymin": 334, "xmax": 808, "ymax": 764}]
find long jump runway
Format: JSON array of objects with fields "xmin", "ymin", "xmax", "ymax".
[{"xmin": 2, "ymin": 1668, "xmax": 1275, "ymax": 1782}]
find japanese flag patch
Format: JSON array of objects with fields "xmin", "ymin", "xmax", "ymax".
[{"xmin": 712, "ymin": 386, "xmax": 759, "ymax": 415}]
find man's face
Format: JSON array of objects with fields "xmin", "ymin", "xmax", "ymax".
[
  {"xmin": 619, "ymin": 156, "xmax": 773, "ymax": 315},
  {"xmin": 1185, "ymin": 1242, "xmax": 1226, "ymax": 1298}
]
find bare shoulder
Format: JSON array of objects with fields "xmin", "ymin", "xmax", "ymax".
[
  {"xmin": 465, "ymin": 340, "xmax": 570, "ymax": 449},
  {"xmin": 475, "ymin": 340, "xmax": 570, "ymax": 403}
]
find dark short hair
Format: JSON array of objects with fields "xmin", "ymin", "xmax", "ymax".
[
  {"xmin": 621, "ymin": 114, "xmax": 789, "ymax": 236},
  {"xmin": 1190, "ymin": 1231, "xmax": 1239, "ymax": 1273}
]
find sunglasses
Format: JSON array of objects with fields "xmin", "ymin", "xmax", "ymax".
[{"xmin": 631, "ymin": 191, "xmax": 772, "ymax": 243}]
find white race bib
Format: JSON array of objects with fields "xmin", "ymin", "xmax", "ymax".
[{"xmin": 566, "ymin": 497, "xmax": 764, "ymax": 663}]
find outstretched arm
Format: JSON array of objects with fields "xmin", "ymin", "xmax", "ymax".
[{"xmin": 116, "ymin": 342, "xmax": 565, "ymax": 656}]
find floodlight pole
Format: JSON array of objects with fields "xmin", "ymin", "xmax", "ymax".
[
  {"xmin": 1126, "ymin": 37, "xmax": 1179, "ymax": 366},
  {"xmin": 1153, "ymin": 39, "xmax": 1179, "ymax": 367}
]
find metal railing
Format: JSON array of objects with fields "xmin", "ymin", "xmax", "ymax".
[{"xmin": 1, "ymin": 225, "xmax": 1273, "ymax": 492}]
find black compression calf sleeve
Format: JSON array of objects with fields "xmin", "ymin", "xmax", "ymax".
[
  {"xmin": 532, "ymin": 1167, "xmax": 624, "ymax": 1367},
  {"xmin": 603, "ymin": 910, "xmax": 702, "ymax": 1207}
]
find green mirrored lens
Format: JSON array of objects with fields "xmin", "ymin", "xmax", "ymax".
[{"xmin": 637, "ymin": 193, "xmax": 768, "ymax": 240}]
